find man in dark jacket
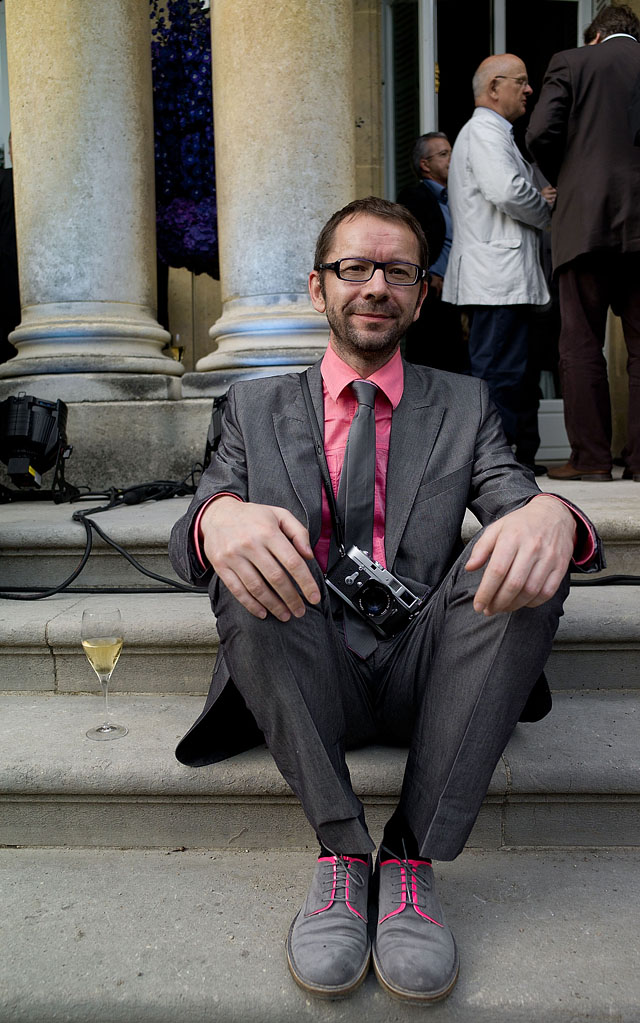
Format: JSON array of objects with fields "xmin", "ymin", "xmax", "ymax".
[
  {"xmin": 397, "ymin": 133, "xmax": 468, "ymax": 373},
  {"xmin": 527, "ymin": 3, "xmax": 640, "ymax": 482}
]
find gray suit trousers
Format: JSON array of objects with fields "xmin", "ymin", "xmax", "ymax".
[{"xmin": 212, "ymin": 530, "xmax": 568, "ymax": 860}]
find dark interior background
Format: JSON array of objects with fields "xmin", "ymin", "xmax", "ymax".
[{"xmin": 391, "ymin": 0, "xmax": 581, "ymax": 196}]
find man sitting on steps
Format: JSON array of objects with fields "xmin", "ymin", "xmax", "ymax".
[{"xmin": 169, "ymin": 196, "xmax": 603, "ymax": 1003}]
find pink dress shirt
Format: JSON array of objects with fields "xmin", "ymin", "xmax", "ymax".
[{"xmin": 314, "ymin": 344, "xmax": 403, "ymax": 572}]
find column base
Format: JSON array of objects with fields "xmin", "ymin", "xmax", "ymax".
[
  {"xmin": 195, "ymin": 297, "xmax": 328, "ymax": 381},
  {"xmin": 0, "ymin": 374, "xmax": 183, "ymax": 404},
  {"xmin": 182, "ymin": 362, "xmax": 323, "ymax": 397},
  {"xmin": 0, "ymin": 302, "xmax": 182, "ymax": 379},
  {"xmin": 0, "ymin": 395, "xmax": 213, "ymax": 491}
]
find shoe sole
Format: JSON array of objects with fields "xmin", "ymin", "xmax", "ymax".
[
  {"xmin": 371, "ymin": 940, "xmax": 460, "ymax": 1004},
  {"xmin": 286, "ymin": 914, "xmax": 371, "ymax": 999}
]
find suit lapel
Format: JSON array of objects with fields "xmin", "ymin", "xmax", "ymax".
[
  {"xmin": 385, "ymin": 363, "xmax": 445, "ymax": 568},
  {"xmin": 272, "ymin": 362, "xmax": 324, "ymax": 545},
  {"xmin": 271, "ymin": 360, "xmax": 446, "ymax": 563}
]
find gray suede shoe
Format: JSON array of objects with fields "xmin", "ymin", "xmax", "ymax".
[
  {"xmin": 372, "ymin": 850, "xmax": 459, "ymax": 1002},
  {"xmin": 286, "ymin": 854, "xmax": 371, "ymax": 998}
]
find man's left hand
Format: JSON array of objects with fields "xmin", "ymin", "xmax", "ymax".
[{"xmin": 465, "ymin": 495, "xmax": 576, "ymax": 616}]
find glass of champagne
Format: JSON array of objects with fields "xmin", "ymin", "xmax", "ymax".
[{"xmin": 82, "ymin": 608, "xmax": 128, "ymax": 741}]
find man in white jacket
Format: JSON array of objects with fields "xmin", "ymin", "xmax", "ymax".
[{"xmin": 443, "ymin": 54, "xmax": 555, "ymax": 471}]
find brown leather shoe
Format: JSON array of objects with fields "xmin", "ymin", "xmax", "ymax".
[{"xmin": 547, "ymin": 462, "xmax": 612, "ymax": 482}]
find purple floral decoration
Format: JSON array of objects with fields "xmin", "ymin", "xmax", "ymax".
[{"xmin": 150, "ymin": 0, "xmax": 219, "ymax": 278}]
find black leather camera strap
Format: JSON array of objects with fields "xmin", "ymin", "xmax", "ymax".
[
  {"xmin": 300, "ymin": 371, "xmax": 346, "ymax": 557},
  {"xmin": 301, "ymin": 371, "xmax": 381, "ymax": 658}
]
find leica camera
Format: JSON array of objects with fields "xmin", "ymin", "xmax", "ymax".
[{"xmin": 325, "ymin": 545, "xmax": 424, "ymax": 638}]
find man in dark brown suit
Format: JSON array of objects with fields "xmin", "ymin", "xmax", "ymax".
[{"xmin": 526, "ymin": 3, "xmax": 640, "ymax": 483}]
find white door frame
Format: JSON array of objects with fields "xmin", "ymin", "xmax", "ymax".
[
  {"xmin": 418, "ymin": 0, "xmax": 438, "ymax": 132},
  {"xmin": 0, "ymin": 4, "xmax": 10, "ymax": 166},
  {"xmin": 383, "ymin": 0, "xmax": 437, "ymax": 198}
]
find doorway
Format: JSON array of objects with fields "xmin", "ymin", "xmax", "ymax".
[{"xmin": 384, "ymin": 0, "xmax": 593, "ymax": 197}]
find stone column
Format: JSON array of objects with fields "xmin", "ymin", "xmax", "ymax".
[
  {"xmin": 192, "ymin": 0, "xmax": 355, "ymax": 388},
  {"xmin": 0, "ymin": 0, "xmax": 181, "ymax": 397}
]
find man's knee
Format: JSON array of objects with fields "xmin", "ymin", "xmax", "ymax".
[{"xmin": 444, "ymin": 527, "xmax": 570, "ymax": 627}]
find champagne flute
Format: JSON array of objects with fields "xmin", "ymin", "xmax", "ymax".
[{"xmin": 82, "ymin": 608, "xmax": 128, "ymax": 740}]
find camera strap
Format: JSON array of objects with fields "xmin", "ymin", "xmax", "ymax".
[
  {"xmin": 301, "ymin": 371, "xmax": 380, "ymax": 657},
  {"xmin": 300, "ymin": 371, "xmax": 346, "ymax": 558}
]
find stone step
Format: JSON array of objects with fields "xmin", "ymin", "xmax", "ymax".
[
  {"xmin": 0, "ymin": 495, "xmax": 188, "ymax": 590},
  {"xmin": 1, "ymin": 475, "xmax": 639, "ymax": 590},
  {"xmin": 1, "ymin": 586, "xmax": 639, "ymax": 696},
  {"xmin": 541, "ymin": 473, "xmax": 640, "ymax": 577},
  {"xmin": 2, "ymin": 844, "xmax": 639, "ymax": 1022},
  {"xmin": 1, "ymin": 690, "xmax": 638, "ymax": 850},
  {"xmin": 0, "ymin": 593, "xmax": 217, "ymax": 695}
]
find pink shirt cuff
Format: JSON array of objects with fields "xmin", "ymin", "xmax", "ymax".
[
  {"xmin": 193, "ymin": 493, "xmax": 243, "ymax": 571},
  {"xmin": 532, "ymin": 493, "xmax": 596, "ymax": 567}
]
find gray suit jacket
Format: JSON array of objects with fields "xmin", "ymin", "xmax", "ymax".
[{"xmin": 169, "ymin": 359, "xmax": 561, "ymax": 766}]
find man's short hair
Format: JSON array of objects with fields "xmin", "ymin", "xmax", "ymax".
[
  {"xmin": 472, "ymin": 64, "xmax": 491, "ymax": 100},
  {"xmin": 410, "ymin": 132, "xmax": 449, "ymax": 179},
  {"xmin": 314, "ymin": 196, "xmax": 429, "ymax": 271},
  {"xmin": 584, "ymin": 3, "xmax": 640, "ymax": 44}
]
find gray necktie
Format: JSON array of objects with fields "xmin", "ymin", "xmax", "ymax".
[{"xmin": 336, "ymin": 379, "xmax": 379, "ymax": 658}]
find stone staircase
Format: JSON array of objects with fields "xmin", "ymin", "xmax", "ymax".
[{"xmin": 1, "ymin": 476, "xmax": 640, "ymax": 1021}]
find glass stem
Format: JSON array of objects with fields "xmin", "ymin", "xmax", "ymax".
[{"xmin": 100, "ymin": 674, "xmax": 111, "ymax": 727}]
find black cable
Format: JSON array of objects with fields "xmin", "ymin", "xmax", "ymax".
[
  {"xmin": 73, "ymin": 511, "xmax": 203, "ymax": 592},
  {"xmin": 570, "ymin": 574, "xmax": 640, "ymax": 586},
  {"xmin": 0, "ymin": 513, "xmax": 95, "ymax": 600},
  {"xmin": 0, "ymin": 471, "xmax": 205, "ymax": 600},
  {"xmin": 0, "ymin": 586, "xmax": 203, "ymax": 594}
]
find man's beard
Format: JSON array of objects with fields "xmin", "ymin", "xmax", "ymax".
[{"xmin": 324, "ymin": 296, "xmax": 420, "ymax": 363}]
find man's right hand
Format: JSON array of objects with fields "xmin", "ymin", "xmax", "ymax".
[{"xmin": 200, "ymin": 496, "xmax": 321, "ymax": 622}]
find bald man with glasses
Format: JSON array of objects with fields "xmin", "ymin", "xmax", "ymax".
[{"xmin": 444, "ymin": 55, "xmax": 556, "ymax": 474}]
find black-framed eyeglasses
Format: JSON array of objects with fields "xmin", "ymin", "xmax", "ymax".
[
  {"xmin": 316, "ymin": 258, "xmax": 427, "ymax": 286},
  {"xmin": 424, "ymin": 148, "xmax": 451, "ymax": 161}
]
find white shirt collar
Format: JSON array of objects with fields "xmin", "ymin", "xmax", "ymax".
[
  {"xmin": 601, "ymin": 33, "xmax": 638, "ymax": 43},
  {"xmin": 474, "ymin": 106, "xmax": 513, "ymax": 132}
]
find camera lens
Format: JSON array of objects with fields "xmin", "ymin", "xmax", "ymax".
[{"xmin": 357, "ymin": 582, "xmax": 391, "ymax": 618}]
